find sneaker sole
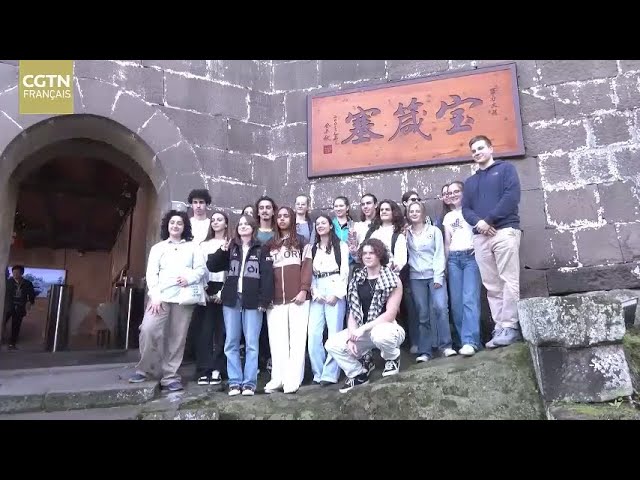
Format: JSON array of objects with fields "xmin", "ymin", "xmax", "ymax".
[
  {"xmin": 339, "ymin": 380, "xmax": 368, "ymax": 393},
  {"xmin": 382, "ymin": 370, "xmax": 399, "ymax": 377}
]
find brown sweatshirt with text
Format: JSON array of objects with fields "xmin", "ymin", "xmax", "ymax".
[{"xmin": 268, "ymin": 240, "xmax": 313, "ymax": 305}]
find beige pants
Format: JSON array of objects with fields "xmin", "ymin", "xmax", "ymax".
[
  {"xmin": 473, "ymin": 227, "xmax": 522, "ymax": 330},
  {"xmin": 266, "ymin": 301, "xmax": 310, "ymax": 392},
  {"xmin": 135, "ymin": 302, "xmax": 195, "ymax": 386}
]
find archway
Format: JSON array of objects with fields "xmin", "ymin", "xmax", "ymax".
[{"xmin": 0, "ymin": 80, "xmax": 207, "ymax": 352}]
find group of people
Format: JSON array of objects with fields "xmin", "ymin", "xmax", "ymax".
[{"xmin": 128, "ymin": 134, "xmax": 524, "ymax": 395}]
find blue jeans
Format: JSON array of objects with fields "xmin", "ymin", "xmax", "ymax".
[
  {"xmin": 308, "ymin": 298, "xmax": 346, "ymax": 383},
  {"xmin": 222, "ymin": 294, "xmax": 263, "ymax": 389},
  {"xmin": 447, "ymin": 250, "xmax": 481, "ymax": 349},
  {"xmin": 410, "ymin": 278, "xmax": 451, "ymax": 356}
]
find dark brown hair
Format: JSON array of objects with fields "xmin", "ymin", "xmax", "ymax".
[
  {"xmin": 359, "ymin": 238, "xmax": 389, "ymax": 267},
  {"xmin": 231, "ymin": 214, "xmax": 257, "ymax": 247},
  {"xmin": 370, "ymin": 199, "xmax": 405, "ymax": 234},
  {"xmin": 267, "ymin": 206, "xmax": 301, "ymax": 251},
  {"xmin": 468, "ymin": 135, "xmax": 492, "ymax": 149},
  {"xmin": 203, "ymin": 210, "xmax": 230, "ymax": 242}
]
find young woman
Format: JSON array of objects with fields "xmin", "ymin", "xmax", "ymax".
[
  {"xmin": 263, "ymin": 206, "xmax": 312, "ymax": 394},
  {"xmin": 434, "ymin": 184, "xmax": 453, "ymax": 230},
  {"xmin": 325, "ymin": 238, "xmax": 405, "ymax": 393},
  {"xmin": 129, "ymin": 210, "xmax": 207, "ymax": 392},
  {"xmin": 295, "ymin": 194, "xmax": 315, "ymax": 245},
  {"xmin": 332, "ymin": 196, "xmax": 356, "ymax": 271},
  {"xmin": 362, "ymin": 199, "xmax": 408, "ymax": 274},
  {"xmin": 406, "ymin": 201, "xmax": 456, "ymax": 362},
  {"xmin": 307, "ymin": 214, "xmax": 349, "ymax": 386},
  {"xmin": 242, "ymin": 205, "xmax": 254, "ymax": 218},
  {"xmin": 443, "ymin": 181, "xmax": 482, "ymax": 356},
  {"xmin": 194, "ymin": 211, "xmax": 229, "ymax": 386},
  {"xmin": 207, "ymin": 214, "xmax": 273, "ymax": 396}
]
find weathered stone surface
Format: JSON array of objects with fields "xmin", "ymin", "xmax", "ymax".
[
  {"xmin": 142, "ymin": 60, "xmax": 208, "ymax": 77},
  {"xmin": 548, "ymin": 402, "xmax": 640, "ymax": 420},
  {"xmin": 287, "ymin": 154, "xmax": 308, "ymax": 185},
  {"xmin": 227, "ymin": 119, "xmax": 270, "ymax": 156},
  {"xmin": 550, "ymin": 229, "xmax": 579, "ymax": 267},
  {"xmin": 137, "ymin": 112, "xmax": 183, "ymax": 154},
  {"xmin": 519, "ymin": 88, "xmax": 556, "ymax": 124},
  {"xmin": 537, "ymin": 60, "xmax": 618, "ymax": 85},
  {"xmin": 157, "ymin": 142, "xmax": 199, "ymax": 175},
  {"xmin": 253, "ymin": 155, "xmax": 287, "ymax": 187},
  {"xmin": 160, "ymin": 107, "xmax": 227, "ymax": 150},
  {"xmin": 522, "ymin": 122, "xmax": 586, "ymax": 156},
  {"xmin": 44, "ymin": 383, "xmax": 159, "ymax": 412},
  {"xmin": 0, "ymin": 394, "xmax": 44, "ymax": 414},
  {"xmin": 540, "ymin": 154, "xmax": 575, "ymax": 186},
  {"xmin": 618, "ymin": 223, "xmax": 640, "ymax": 262},
  {"xmin": 624, "ymin": 328, "xmax": 640, "ymax": 392},
  {"xmin": 285, "ymin": 89, "xmax": 313, "ymax": 124},
  {"xmin": 518, "ymin": 295, "xmax": 626, "ymax": 348},
  {"xmin": 361, "ymin": 171, "xmax": 404, "ymax": 204},
  {"xmin": 598, "ymin": 181, "xmax": 640, "ymax": 223},
  {"xmin": 591, "ymin": 114, "xmax": 631, "ymax": 146},
  {"xmin": 410, "ymin": 164, "xmax": 475, "ymax": 199},
  {"xmin": 575, "ymin": 225, "xmax": 623, "ymax": 267},
  {"xmin": 0, "ymin": 62, "xmax": 17, "ymax": 92},
  {"xmin": 613, "ymin": 148, "xmax": 640, "ymax": 179},
  {"xmin": 386, "ymin": 60, "xmax": 449, "ymax": 80},
  {"xmin": 615, "ymin": 73, "xmax": 640, "ymax": 111},
  {"xmin": 567, "ymin": 290, "xmax": 640, "ymax": 327},
  {"xmin": 529, "ymin": 343, "xmax": 633, "ymax": 403},
  {"xmin": 553, "ymin": 80, "xmax": 614, "ymax": 117},
  {"xmin": 547, "ymin": 262, "xmax": 640, "ymax": 295},
  {"xmin": 74, "ymin": 60, "xmax": 164, "ymax": 104},
  {"xmin": 165, "ymin": 73, "xmax": 248, "ymax": 120},
  {"xmin": 319, "ymin": 60, "xmax": 386, "ymax": 86},
  {"xmin": 0, "ymin": 106, "xmax": 24, "ymax": 151},
  {"xmin": 574, "ymin": 151, "xmax": 612, "ymax": 184},
  {"xmin": 195, "ymin": 147, "xmax": 252, "ymax": 182},
  {"xmin": 209, "ymin": 60, "xmax": 271, "ymax": 92},
  {"xmin": 508, "ymin": 157, "xmax": 541, "ymax": 191},
  {"xmin": 249, "ymin": 91, "xmax": 284, "ymax": 126},
  {"xmin": 312, "ymin": 177, "xmax": 362, "ymax": 209},
  {"xmin": 77, "ymin": 78, "xmax": 120, "ymax": 119},
  {"xmin": 111, "ymin": 92, "xmax": 157, "ymax": 134},
  {"xmin": 274, "ymin": 61, "xmax": 319, "ymax": 91},
  {"xmin": 520, "ymin": 229, "xmax": 554, "ymax": 269},
  {"xmin": 519, "ymin": 189, "xmax": 547, "ymax": 229},
  {"xmin": 208, "ymin": 180, "xmax": 264, "ymax": 210},
  {"xmin": 271, "ymin": 123, "xmax": 307, "ymax": 156},
  {"xmin": 520, "ymin": 269, "xmax": 549, "ymax": 298},
  {"xmin": 545, "ymin": 186, "xmax": 599, "ymax": 226},
  {"xmin": 620, "ymin": 60, "xmax": 640, "ymax": 72}
]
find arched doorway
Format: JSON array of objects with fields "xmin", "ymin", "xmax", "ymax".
[{"xmin": 0, "ymin": 85, "xmax": 206, "ymax": 353}]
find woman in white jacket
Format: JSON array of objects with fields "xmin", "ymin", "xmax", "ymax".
[{"xmin": 128, "ymin": 209, "xmax": 206, "ymax": 392}]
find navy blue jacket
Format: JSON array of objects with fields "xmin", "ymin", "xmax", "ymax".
[{"xmin": 462, "ymin": 160, "xmax": 521, "ymax": 232}]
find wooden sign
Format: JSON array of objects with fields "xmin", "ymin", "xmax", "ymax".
[{"xmin": 307, "ymin": 62, "xmax": 524, "ymax": 178}]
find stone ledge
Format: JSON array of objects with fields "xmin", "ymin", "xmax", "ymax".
[{"xmin": 43, "ymin": 382, "xmax": 159, "ymax": 412}]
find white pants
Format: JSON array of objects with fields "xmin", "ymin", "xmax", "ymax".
[
  {"xmin": 325, "ymin": 322, "xmax": 405, "ymax": 379},
  {"xmin": 266, "ymin": 301, "xmax": 310, "ymax": 392}
]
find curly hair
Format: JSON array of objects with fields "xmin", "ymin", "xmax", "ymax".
[
  {"xmin": 160, "ymin": 210, "xmax": 193, "ymax": 241},
  {"xmin": 267, "ymin": 206, "xmax": 302, "ymax": 251},
  {"xmin": 187, "ymin": 189, "xmax": 211, "ymax": 205},
  {"xmin": 313, "ymin": 214, "xmax": 341, "ymax": 256},
  {"xmin": 370, "ymin": 199, "xmax": 405, "ymax": 233},
  {"xmin": 254, "ymin": 195, "xmax": 277, "ymax": 229},
  {"xmin": 359, "ymin": 238, "xmax": 389, "ymax": 267}
]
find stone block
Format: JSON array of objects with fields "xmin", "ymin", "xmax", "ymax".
[
  {"xmin": 520, "ymin": 189, "xmax": 547, "ymax": 230},
  {"xmin": 545, "ymin": 185, "xmax": 599, "ymax": 226},
  {"xmin": 249, "ymin": 91, "xmax": 284, "ymax": 126},
  {"xmin": 0, "ymin": 109, "xmax": 25, "ymax": 153},
  {"xmin": 409, "ymin": 164, "xmax": 475, "ymax": 199},
  {"xmin": 253, "ymin": 155, "xmax": 287, "ymax": 188},
  {"xmin": 573, "ymin": 151, "xmax": 612, "ymax": 184},
  {"xmin": 77, "ymin": 78, "xmax": 120, "ymax": 119},
  {"xmin": 613, "ymin": 148, "xmax": 640, "ymax": 180},
  {"xmin": 209, "ymin": 180, "xmax": 264, "ymax": 210},
  {"xmin": 547, "ymin": 262, "xmax": 640, "ymax": 295},
  {"xmin": 312, "ymin": 176, "xmax": 362, "ymax": 210},
  {"xmin": 319, "ymin": 60, "xmax": 386, "ymax": 86},
  {"xmin": 567, "ymin": 289, "xmax": 640, "ymax": 327},
  {"xmin": 165, "ymin": 73, "xmax": 248, "ymax": 119},
  {"xmin": 287, "ymin": 154, "xmax": 308, "ymax": 184},
  {"xmin": 537, "ymin": 60, "xmax": 618, "ymax": 85},
  {"xmin": 208, "ymin": 60, "xmax": 271, "ymax": 92},
  {"xmin": 614, "ymin": 73, "xmax": 640, "ymax": 111},
  {"xmin": 575, "ymin": 225, "xmax": 623, "ymax": 266},
  {"xmin": 137, "ymin": 111, "xmax": 183, "ymax": 154},
  {"xmin": 520, "ymin": 269, "xmax": 549, "ymax": 298},
  {"xmin": 386, "ymin": 60, "xmax": 449, "ymax": 81},
  {"xmin": 518, "ymin": 88, "xmax": 556, "ymax": 124},
  {"xmin": 158, "ymin": 142, "xmax": 199, "ymax": 175},
  {"xmin": 74, "ymin": 60, "xmax": 164, "ymax": 104},
  {"xmin": 619, "ymin": 60, "xmax": 640, "ymax": 72},
  {"xmin": 520, "ymin": 229, "xmax": 554, "ymax": 269},
  {"xmin": 227, "ymin": 119, "xmax": 270, "ymax": 156},
  {"xmin": 598, "ymin": 181, "xmax": 640, "ymax": 223},
  {"xmin": 160, "ymin": 107, "xmax": 227, "ymax": 150},
  {"xmin": 540, "ymin": 154, "xmax": 575, "ymax": 186},
  {"xmin": 553, "ymin": 80, "xmax": 614, "ymax": 117},
  {"xmin": 142, "ymin": 60, "xmax": 208, "ymax": 77},
  {"xmin": 169, "ymin": 174, "xmax": 207, "ymax": 204},
  {"xmin": 274, "ymin": 61, "xmax": 319, "ymax": 91},
  {"xmin": 0, "ymin": 393, "xmax": 44, "ymax": 414},
  {"xmin": 112, "ymin": 92, "xmax": 157, "ymax": 134},
  {"xmin": 271, "ymin": 123, "xmax": 308, "ymax": 157},
  {"xmin": 0, "ymin": 62, "xmax": 17, "ymax": 92},
  {"xmin": 529, "ymin": 343, "xmax": 633, "ymax": 403},
  {"xmin": 512, "ymin": 60, "xmax": 540, "ymax": 89},
  {"xmin": 522, "ymin": 122, "xmax": 586, "ymax": 156},
  {"xmin": 591, "ymin": 114, "xmax": 632, "ymax": 146},
  {"xmin": 361, "ymin": 171, "xmax": 404, "ymax": 204},
  {"xmin": 194, "ymin": 147, "xmax": 252, "ymax": 182},
  {"xmin": 43, "ymin": 383, "xmax": 159, "ymax": 412},
  {"xmin": 285, "ymin": 89, "xmax": 314, "ymax": 124},
  {"xmin": 550, "ymin": 229, "xmax": 579, "ymax": 268},
  {"xmin": 518, "ymin": 295, "xmax": 626, "ymax": 347},
  {"xmin": 507, "ymin": 157, "xmax": 541, "ymax": 191},
  {"xmin": 618, "ymin": 223, "xmax": 640, "ymax": 262}
]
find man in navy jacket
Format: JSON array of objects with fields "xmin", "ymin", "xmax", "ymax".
[{"xmin": 462, "ymin": 135, "xmax": 522, "ymax": 349}]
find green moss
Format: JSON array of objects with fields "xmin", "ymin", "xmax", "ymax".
[{"xmin": 551, "ymin": 401, "xmax": 640, "ymax": 420}]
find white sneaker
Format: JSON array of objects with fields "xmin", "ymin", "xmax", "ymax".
[
  {"xmin": 459, "ymin": 344, "xmax": 476, "ymax": 356},
  {"xmin": 416, "ymin": 355, "xmax": 430, "ymax": 363},
  {"xmin": 443, "ymin": 348, "xmax": 458, "ymax": 357}
]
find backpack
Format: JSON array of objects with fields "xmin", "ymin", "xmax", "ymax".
[
  {"xmin": 311, "ymin": 242, "xmax": 342, "ymax": 270},
  {"xmin": 364, "ymin": 226, "xmax": 401, "ymax": 256}
]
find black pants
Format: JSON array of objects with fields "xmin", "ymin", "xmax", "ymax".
[
  {"xmin": 259, "ymin": 311, "xmax": 270, "ymax": 367},
  {"xmin": 193, "ymin": 301, "xmax": 226, "ymax": 379},
  {"xmin": 4, "ymin": 306, "xmax": 26, "ymax": 345}
]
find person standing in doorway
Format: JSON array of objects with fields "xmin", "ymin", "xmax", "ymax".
[
  {"xmin": 188, "ymin": 189, "xmax": 213, "ymax": 244},
  {"xmin": 4, "ymin": 265, "xmax": 35, "ymax": 350},
  {"xmin": 462, "ymin": 135, "xmax": 522, "ymax": 349},
  {"xmin": 294, "ymin": 194, "xmax": 315, "ymax": 246},
  {"xmin": 129, "ymin": 210, "xmax": 207, "ymax": 392}
]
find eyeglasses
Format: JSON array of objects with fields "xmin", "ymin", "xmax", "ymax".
[{"xmin": 408, "ymin": 197, "xmax": 421, "ymax": 202}]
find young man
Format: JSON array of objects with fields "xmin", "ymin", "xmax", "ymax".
[
  {"xmin": 255, "ymin": 196, "xmax": 277, "ymax": 246},
  {"xmin": 325, "ymin": 238, "xmax": 405, "ymax": 393},
  {"xmin": 188, "ymin": 189, "xmax": 213, "ymax": 244},
  {"xmin": 4, "ymin": 265, "xmax": 36, "ymax": 350},
  {"xmin": 462, "ymin": 135, "xmax": 522, "ymax": 349}
]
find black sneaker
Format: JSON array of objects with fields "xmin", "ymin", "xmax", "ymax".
[
  {"xmin": 210, "ymin": 370, "xmax": 222, "ymax": 385},
  {"xmin": 197, "ymin": 375, "xmax": 210, "ymax": 385},
  {"xmin": 382, "ymin": 358, "xmax": 400, "ymax": 377},
  {"xmin": 339, "ymin": 373, "xmax": 369, "ymax": 393}
]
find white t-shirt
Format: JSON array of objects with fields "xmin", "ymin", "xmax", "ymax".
[
  {"xmin": 369, "ymin": 224, "xmax": 408, "ymax": 271},
  {"xmin": 443, "ymin": 208, "xmax": 475, "ymax": 252},
  {"xmin": 237, "ymin": 244, "xmax": 250, "ymax": 293},
  {"xmin": 190, "ymin": 217, "xmax": 211, "ymax": 244},
  {"xmin": 199, "ymin": 238, "xmax": 226, "ymax": 283}
]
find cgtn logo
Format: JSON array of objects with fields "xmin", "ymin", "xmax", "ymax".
[
  {"xmin": 22, "ymin": 74, "xmax": 72, "ymax": 99},
  {"xmin": 19, "ymin": 60, "xmax": 74, "ymax": 114}
]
